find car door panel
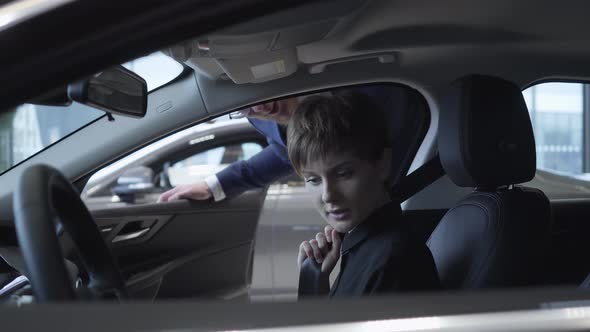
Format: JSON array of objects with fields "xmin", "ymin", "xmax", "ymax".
[
  {"xmin": 95, "ymin": 215, "xmax": 172, "ymax": 246},
  {"xmin": 89, "ymin": 189, "xmax": 266, "ymax": 300}
]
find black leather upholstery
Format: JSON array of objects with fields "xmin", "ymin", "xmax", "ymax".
[
  {"xmin": 428, "ymin": 74, "xmax": 551, "ymax": 289},
  {"xmin": 438, "ymin": 74, "xmax": 536, "ymax": 188},
  {"xmin": 427, "ymin": 187, "xmax": 550, "ymax": 288}
]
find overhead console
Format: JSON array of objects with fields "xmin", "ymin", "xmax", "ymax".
[{"xmin": 164, "ymin": 0, "xmax": 366, "ymax": 84}]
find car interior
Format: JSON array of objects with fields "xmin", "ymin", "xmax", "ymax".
[
  {"xmin": 1, "ymin": 0, "xmax": 590, "ymax": 321},
  {"xmin": 427, "ymin": 74, "xmax": 551, "ymax": 289}
]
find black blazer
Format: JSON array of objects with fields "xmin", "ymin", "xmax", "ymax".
[{"xmin": 330, "ymin": 202, "xmax": 440, "ymax": 297}]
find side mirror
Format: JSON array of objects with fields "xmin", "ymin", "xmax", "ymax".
[
  {"xmin": 159, "ymin": 162, "xmax": 173, "ymax": 189},
  {"xmin": 68, "ymin": 65, "xmax": 147, "ymax": 118},
  {"xmin": 112, "ymin": 166, "xmax": 155, "ymax": 203}
]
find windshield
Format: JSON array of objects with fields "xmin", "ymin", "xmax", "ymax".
[
  {"xmin": 0, "ymin": 102, "xmax": 103, "ymax": 174},
  {"xmin": 123, "ymin": 52, "xmax": 184, "ymax": 92},
  {"xmin": 0, "ymin": 52, "xmax": 183, "ymax": 174}
]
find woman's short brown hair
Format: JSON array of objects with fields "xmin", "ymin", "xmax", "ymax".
[{"xmin": 287, "ymin": 91, "xmax": 389, "ymax": 175}]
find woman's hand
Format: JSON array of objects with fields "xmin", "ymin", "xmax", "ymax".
[{"xmin": 297, "ymin": 225, "xmax": 342, "ymax": 277}]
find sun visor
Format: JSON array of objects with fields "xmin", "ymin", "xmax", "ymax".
[
  {"xmin": 215, "ymin": 49, "xmax": 297, "ymax": 84},
  {"xmin": 208, "ymin": 32, "xmax": 277, "ymax": 57}
]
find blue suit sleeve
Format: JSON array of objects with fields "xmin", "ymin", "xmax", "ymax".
[{"xmin": 215, "ymin": 140, "xmax": 294, "ymax": 198}]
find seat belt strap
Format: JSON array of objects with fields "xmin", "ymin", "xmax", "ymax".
[{"xmin": 390, "ymin": 154, "xmax": 445, "ymax": 203}]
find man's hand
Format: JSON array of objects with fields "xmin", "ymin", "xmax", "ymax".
[
  {"xmin": 157, "ymin": 181, "xmax": 212, "ymax": 202},
  {"xmin": 298, "ymin": 225, "xmax": 342, "ymax": 277}
]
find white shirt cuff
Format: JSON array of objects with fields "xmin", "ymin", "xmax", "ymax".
[{"xmin": 204, "ymin": 175, "xmax": 226, "ymax": 202}]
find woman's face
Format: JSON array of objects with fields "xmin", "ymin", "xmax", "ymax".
[
  {"xmin": 301, "ymin": 150, "xmax": 390, "ymax": 233},
  {"xmin": 242, "ymin": 97, "xmax": 300, "ymax": 125}
]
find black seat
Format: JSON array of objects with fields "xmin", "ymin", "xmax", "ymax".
[{"xmin": 427, "ymin": 75, "xmax": 551, "ymax": 289}]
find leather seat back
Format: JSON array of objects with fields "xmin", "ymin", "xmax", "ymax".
[{"xmin": 427, "ymin": 75, "xmax": 551, "ymax": 289}]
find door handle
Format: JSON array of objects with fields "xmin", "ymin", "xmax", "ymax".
[{"xmin": 112, "ymin": 227, "xmax": 150, "ymax": 243}]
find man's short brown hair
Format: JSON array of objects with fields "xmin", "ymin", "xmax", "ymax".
[{"xmin": 287, "ymin": 91, "xmax": 388, "ymax": 174}]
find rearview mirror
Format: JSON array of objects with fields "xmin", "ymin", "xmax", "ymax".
[{"xmin": 68, "ymin": 65, "xmax": 147, "ymax": 118}]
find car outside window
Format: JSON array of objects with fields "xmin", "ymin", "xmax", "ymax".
[
  {"xmin": 168, "ymin": 142, "xmax": 263, "ymax": 186},
  {"xmin": 522, "ymin": 82, "xmax": 590, "ymax": 198},
  {"xmin": 81, "ymin": 117, "xmax": 264, "ymax": 207},
  {"xmin": 523, "ymin": 82, "xmax": 583, "ymax": 174}
]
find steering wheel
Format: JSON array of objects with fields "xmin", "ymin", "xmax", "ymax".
[{"xmin": 12, "ymin": 164, "xmax": 127, "ymax": 302}]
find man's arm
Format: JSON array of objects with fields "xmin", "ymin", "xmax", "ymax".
[
  {"xmin": 157, "ymin": 180, "xmax": 213, "ymax": 202},
  {"xmin": 158, "ymin": 141, "xmax": 293, "ymax": 202},
  {"xmin": 215, "ymin": 141, "xmax": 293, "ymax": 199}
]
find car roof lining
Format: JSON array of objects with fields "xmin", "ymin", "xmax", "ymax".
[
  {"xmin": 3, "ymin": 0, "xmax": 590, "ymax": 110},
  {"xmin": 165, "ymin": 0, "xmax": 590, "ymax": 87}
]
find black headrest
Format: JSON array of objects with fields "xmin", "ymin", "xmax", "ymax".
[{"xmin": 438, "ymin": 75, "xmax": 536, "ymax": 188}]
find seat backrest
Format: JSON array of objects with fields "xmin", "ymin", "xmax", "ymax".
[{"xmin": 427, "ymin": 75, "xmax": 551, "ymax": 289}]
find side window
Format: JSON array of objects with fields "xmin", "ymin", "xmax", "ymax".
[
  {"xmin": 523, "ymin": 83, "xmax": 583, "ymax": 174},
  {"xmin": 523, "ymin": 82, "xmax": 590, "ymax": 198},
  {"xmin": 81, "ymin": 116, "xmax": 264, "ymax": 207},
  {"xmin": 167, "ymin": 142, "xmax": 263, "ymax": 186}
]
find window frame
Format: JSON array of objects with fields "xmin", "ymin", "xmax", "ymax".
[
  {"xmin": 84, "ymin": 128, "xmax": 267, "ymax": 198},
  {"xmin": 80, "ymin": 82, "xmax": 432, "ymax": 199}
]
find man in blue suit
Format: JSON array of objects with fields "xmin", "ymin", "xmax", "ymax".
[
  {"xmin": 158, "ymin": 97, "xmax": 298, "ymax": 202},
  {"xmin": 158, "ymin": 86, "xmax": 398, "ymax": 202}
]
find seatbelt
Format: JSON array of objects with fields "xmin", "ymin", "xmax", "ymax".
[
  {"xmin": 389, "ymin": 154, "xmax": 445, "ymax": 203},
  {"xmin": 297, "ymin": 155, "xmax": 445, "ymax": 299},
  {"xmin": 297, "ymin": 258, "xmax": 325, "ymax": 298}
]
